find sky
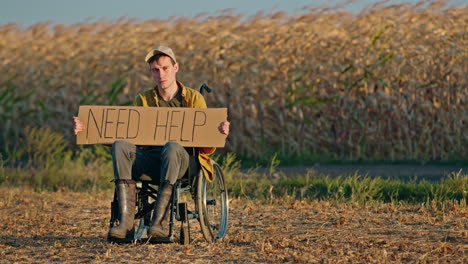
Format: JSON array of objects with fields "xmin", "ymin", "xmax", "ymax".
[{"xmin": 0, "ymin": 0, "xmax": 466, "ymax": 26}]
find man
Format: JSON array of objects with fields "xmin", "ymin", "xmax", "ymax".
[{"xmin": 74, "ymin": 46, "xmax": 230, "ymax": 242}]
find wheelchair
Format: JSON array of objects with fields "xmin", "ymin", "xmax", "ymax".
[{"xmin": 108, "ymin": 146, "xmax": 229, "ymax": 245}]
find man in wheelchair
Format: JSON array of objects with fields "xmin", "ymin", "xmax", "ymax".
[{"xmin": 74, "ymin": 46, "xmax": 230, "ymax": 242}]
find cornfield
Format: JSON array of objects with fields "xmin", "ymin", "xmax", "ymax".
[{"xmin": 1, "ymin": 1, "xmax": 466, "ymax": 163}]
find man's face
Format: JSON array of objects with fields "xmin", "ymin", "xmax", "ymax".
[{"xmin": 149, "ymin": 56, "xmax": 179, "ymax": 90}]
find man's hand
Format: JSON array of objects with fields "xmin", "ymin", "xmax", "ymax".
[
  {"xmin": 73, "ymin": 116, "xmax": 86, "ymax": 135},
  {"xmin": 200, "ymin": 121, "xmax": 230, "ymax": 154},
  {"xmin": 218, "ymin": 121, "xmax": 230, "ymax": 136}
]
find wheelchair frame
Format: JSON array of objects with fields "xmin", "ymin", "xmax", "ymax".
[{"xmin": 109, "ymin": 158, "xmax": 229, "ymax": 245}]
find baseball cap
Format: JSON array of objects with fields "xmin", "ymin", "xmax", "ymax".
[{"xmin": 145, "ymin": 46, "xmax": 177, "ymax": 64}]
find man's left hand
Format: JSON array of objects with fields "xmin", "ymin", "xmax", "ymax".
[{"xmin": 218, "ymin": 121, "xmax": 230, "ymax": 136}]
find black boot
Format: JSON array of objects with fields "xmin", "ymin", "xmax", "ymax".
[
  {"xmin": 148, "ymin": 182, "xmax": 173, "ymax": 238},
  {"xmin": 108, "ymin": 179, "xmax": 136, "ymax": 242}
]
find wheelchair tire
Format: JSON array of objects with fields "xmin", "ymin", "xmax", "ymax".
[{"xmin": 196, "ymin": 162, "xmax": 229, "ymax": 242}]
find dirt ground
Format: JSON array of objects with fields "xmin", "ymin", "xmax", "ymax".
[{"xmin": 0, "ymin": 187, "xmax": 467, "ymax": 263}]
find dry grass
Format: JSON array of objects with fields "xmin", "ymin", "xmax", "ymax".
[
  {"xmin": 0, "ymin": 187, "xmax": 466, "ymax": 263},
  {"xmin": 0, "ymin": 1, "xmax": 467, "ymax": 162}
]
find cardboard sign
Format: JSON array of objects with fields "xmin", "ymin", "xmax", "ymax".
[{"xmin": 76, "ymin": 105, "xmax": 227, "ymax": 147}]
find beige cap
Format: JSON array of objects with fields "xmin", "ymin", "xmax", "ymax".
[{"xmin": 145, "ymin": 46, "xmax": 177, "ymax": 64}]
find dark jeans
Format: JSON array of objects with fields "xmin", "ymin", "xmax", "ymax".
[{"xmin": 111, "ymin": 140, "xmax": 189, "ymax": 185}]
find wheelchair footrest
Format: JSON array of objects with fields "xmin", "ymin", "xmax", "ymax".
[{"xmin": 148, "ymin": 236, "xmax": 176, "ymax": 244}]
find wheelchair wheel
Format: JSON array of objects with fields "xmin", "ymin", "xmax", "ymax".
[{"xmin": 196, "ymin": 162, "xmax": 229, "ymax": 242}]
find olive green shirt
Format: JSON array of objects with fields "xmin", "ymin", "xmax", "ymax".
[
  {"xmin": 156, "ymin": 88, "xmax": 183, "ymax": 108},
  {"xmin": 134, "ymin": 81, "xmax": 207, "ymax": 109}
]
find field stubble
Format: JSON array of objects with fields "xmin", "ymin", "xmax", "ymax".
[{"xmin": 0, "ymin": 187, "xmax": 466, "ymax": 263}]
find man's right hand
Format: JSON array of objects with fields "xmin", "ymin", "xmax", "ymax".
[{"xmin": 73, "ymin": 116, "xmax": 86, "ymax": 135}]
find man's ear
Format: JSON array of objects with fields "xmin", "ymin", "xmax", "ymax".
[{"xmin": 174, "ymin": 62, "xmax": 179, "ymax": 73}]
